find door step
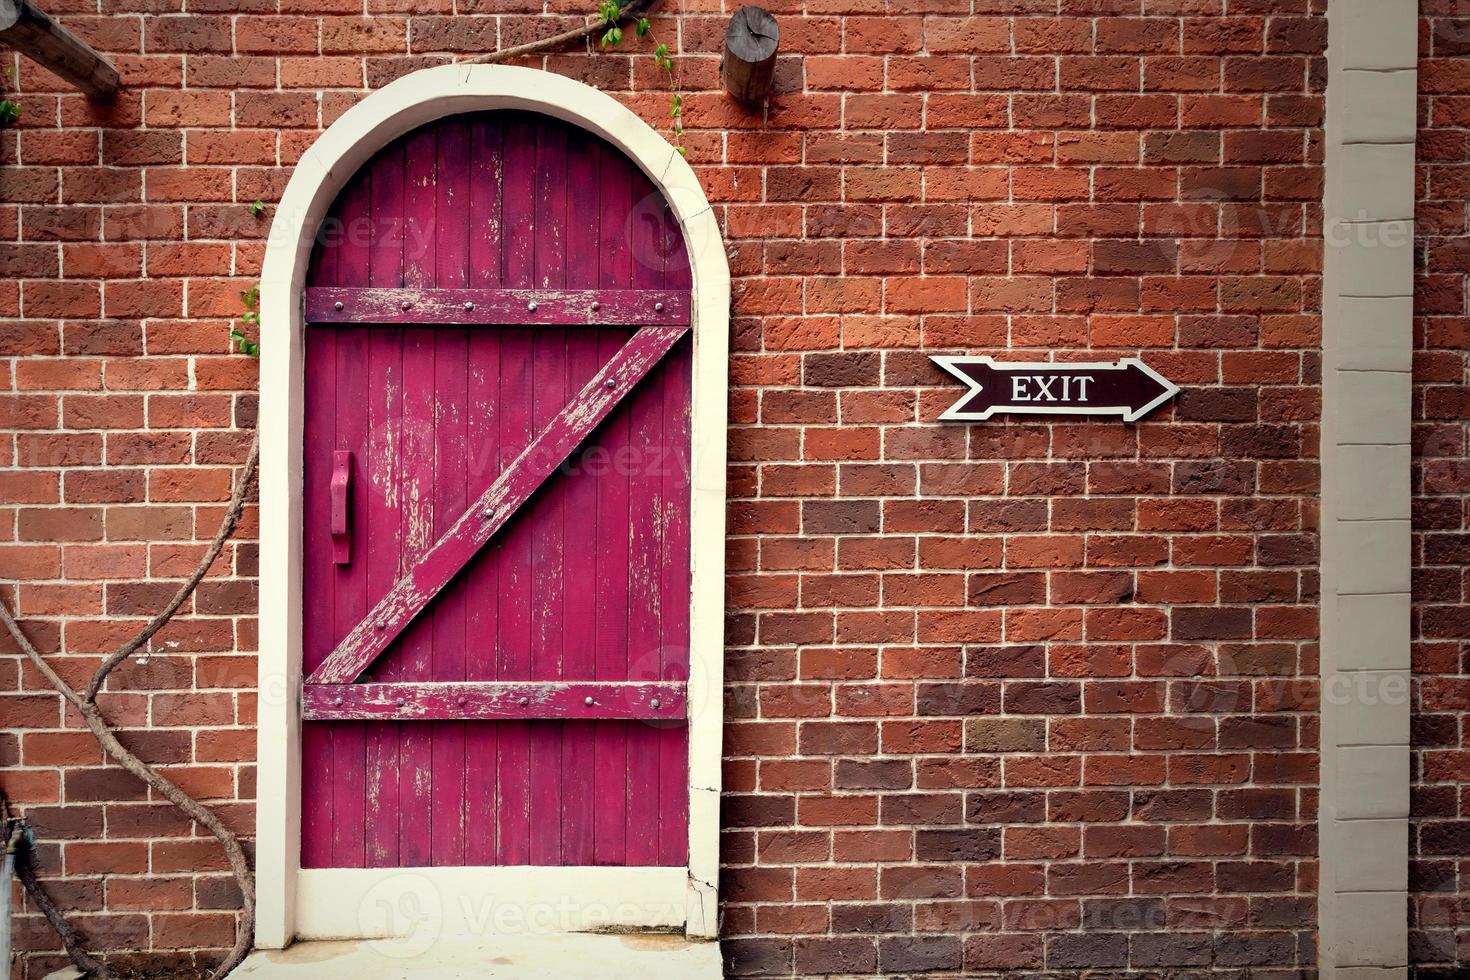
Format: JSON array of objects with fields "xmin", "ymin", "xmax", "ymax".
[{"xmin": 234, "ymin": 933, "xmax": 722, "ymax": 979}]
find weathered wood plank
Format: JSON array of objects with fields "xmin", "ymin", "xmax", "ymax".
[
  {"xmin": 330, "ymin": 174, "xmax": 372, "ymax": 869},
  {"xmin": 304, "ymin": 287, "xmax": 690, "ymax": 326},
  {"xmin": 626, "ymin": 156, "xmax": 668, "ymax": 868},
  {"xmin": 429, "ymin": 119, "xmax": 471, "ymax": 868},
  {"xmin": 302, "ymin": 682, "xmax": 687, "ymax": 722},
  {"xmin": 529, "ymin": 120, "xmax": 569, "ymax": 867},
  {"xmin": 462, "ymin": 115, "xmax": 502, "ymax": 867},
  {"xmin": 300, "ymin": 326, "xmax": 337, "ymax": 869},
  {"xmin": 561, "ymin": 131, "xmax": 602, "ymax": 867},
  {"xmin": 495, "ymin": 114, "xmax": 538, "ymax": 868},
  {"xmin": 364, "ymin": 143, "xmax": 406, "ymax": 869},
  {"xmin": 594, "ymin": 151, "xmax": 636, "ymax": 867}
]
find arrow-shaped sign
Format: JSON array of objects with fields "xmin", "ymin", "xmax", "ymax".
[{"xmin": 931, "ymin": 356, "xmax": 1179, "ymax": 423}]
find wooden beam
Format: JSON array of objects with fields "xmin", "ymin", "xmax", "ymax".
[
  {"xmin": 0, "ymin": 0, "xmax": 118, "ymax": 100},
  {"xmin": 305, "ymin": 287, "xmax": 690, "ymax": 326},
  {"xmin": 720, "ymin": 6, "xmax": 779, "ymax": 106},
  {"xmin": 302, "ymin": 681, "xmax": 687, "ymax": 721}
]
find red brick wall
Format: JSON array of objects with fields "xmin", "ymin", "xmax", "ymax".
[
  {"xmin": 1413, "ymin": 6, "xmax": 1470, "ymax": 976},
  {"xmin": 0, "ymin": 2, "xmax": 1326, "ymax": 977}
]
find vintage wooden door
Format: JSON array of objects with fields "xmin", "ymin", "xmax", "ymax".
[{"xmin": 297, "ymin": 111, "xmax": 692, "ymax": 873}]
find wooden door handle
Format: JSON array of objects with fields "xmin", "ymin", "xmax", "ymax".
[{"xmin": 330, "ymin": 450, "xmax": 352, "ymax": 564}]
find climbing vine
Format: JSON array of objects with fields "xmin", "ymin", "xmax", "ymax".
[
  {"xmin": 0, "ymin": 65, "xmax": 21, "ymax": 128},
  {"xmin": 596, "ymin": 0, "xmax": 684, "ymax": 155},
  {"xmin": 467, "ymin": 0, "xmax": 685, "ymax": 155},
  {"xmin": 231, "ymin": 284, "xmax": 262, "ymax": 357}
]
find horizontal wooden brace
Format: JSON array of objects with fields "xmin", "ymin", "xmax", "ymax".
[
  {"xmin": 305, "ymin": 288, "xmax": 690, "ymax": 326},
  {"xmin": 301, "ymin": 681, "xmax": 687, "ymax": 721}
]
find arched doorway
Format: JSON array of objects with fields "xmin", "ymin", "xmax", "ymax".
[{"xmin": 256, "ymin": 66, "xmax": 728, "ymax": 948}]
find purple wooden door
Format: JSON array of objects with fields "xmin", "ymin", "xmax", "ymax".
[{"xmin": 298, "ymin": 112, "xmax": 692, "ymax": 870}]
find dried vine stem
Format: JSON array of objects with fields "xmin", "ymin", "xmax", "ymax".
[
  {"xmin": 87, "ymin": 434, "xmax": 261, "ymax": 702},
  {"xmin": 1, "ymin": 431, "xmax": 260, "ymax": 980},
  {"xmin": 5, "ymin": 797, "xmax": 106, "ymax": 978},
  {"xmin": 465, "ymin": 0, "xmax": 657, "ymax": 66}
]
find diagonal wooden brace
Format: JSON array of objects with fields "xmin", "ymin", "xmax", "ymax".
[{"xmin": 305, "ymin": 323, "xmax": 689, "ymax": 685}]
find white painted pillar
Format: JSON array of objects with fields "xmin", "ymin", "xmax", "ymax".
[{"xmin": 1319, "ymin": 1, "xmax": 1418, "ymax": 976}]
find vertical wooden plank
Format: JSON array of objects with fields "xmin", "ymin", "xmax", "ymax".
[
  {"xmin": 300, "ymin": 325, "xmax": 337, "ymax": 869},
  {"xmin": 593, "ymin": 150, "xmax": 634, "ymax": 866},
  {"xmin": 331, "ymin": 174, "xmax": 372, "ymax": 869},
  {"xmin": 657, "ymin": 198, "xmax": 692, "ymax": 865},
  {"xmin": 463, "ymin": 116, "xmax": 503, "ymax": 866},
  {"xmin": 394, "ymin": 127, "xmax": 439, "ymax": 868},
  {"xmin": 559, "ymin": 133, "xmax": 601, "ymax": 866},
  {"xmin": 529, "ymin": 119, "xmax": 568, "ymax": 866},
  {"xmin": 659, "ymin": 340, "xmax": 693, "ymax": 866},
  {"xmin": 625, "ymin": 165, "xmax": 665, "ymax": 867},
  {"xmin": 429, "ymin": 120, "xmax": 470, "ymax": 867},
  {"xmin": 494, "ymin": 114, "xmax": 538, "ymax": 865},
  {"xmin": 364, "ymin": 144, "xmax": 405, "ymax": 869}
]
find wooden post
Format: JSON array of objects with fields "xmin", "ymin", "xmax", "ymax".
[
  {"xmin": 720, "ymin": 5, "xmax": 778, "ymax": 106},
  {"xmin": 0, "ymin": 0, "xmax": 118, "ymax": 100}
]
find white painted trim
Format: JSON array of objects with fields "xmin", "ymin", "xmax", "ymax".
[
  {"xmin": 256, "ymin": 64, "xmax": 729, "ymax": 949},
  {"xmin": 1319, "ymin": 0, "xmax": 1416, "ymax": 974},
  {"xmin": 295, "ymin": 867, "xmax": 689, "ymax": 941}
]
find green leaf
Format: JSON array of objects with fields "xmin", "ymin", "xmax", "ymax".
[
  {"xmin": 601, "ymin": 25, "xmax": 623, "ymax": 47},
  {"xmin": 636, "ymin": 17, "xmax": 650, "ymax": 37},
  {"xmin": 230, "ymin": 328, "xmax": 260, "ymax": 358},
  {"xmin": 654, "ymin": 42, "xmax": 667, "ymax": 59},
  {"xmin": 249, "ymin": 199, "xmax": 265, "ymax": 217},
  {"xmin": 0, "ymin": 100, "xmax": 21, "ymax": 127},
  {"xmin": 675, "ymin": 145, "xmax": 686, "ymax": 157}
]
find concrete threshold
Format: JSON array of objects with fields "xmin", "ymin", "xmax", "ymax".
[{"xmin": 234, "ymin": 933, "xmax": 723, "ymax": 979}]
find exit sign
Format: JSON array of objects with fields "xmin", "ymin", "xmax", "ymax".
[{"xmin": 932, "ymin": 356, "xmax": 1180, "ymax": 423}]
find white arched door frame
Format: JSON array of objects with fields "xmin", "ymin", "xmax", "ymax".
[{"xmin": 254, "ymin": 65, "xmax": 729, "ymax": 949}]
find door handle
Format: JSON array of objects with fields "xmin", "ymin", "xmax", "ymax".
[{"xmin": 331, "ymin": 450, "xmax": 352, "ymax": 565}]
